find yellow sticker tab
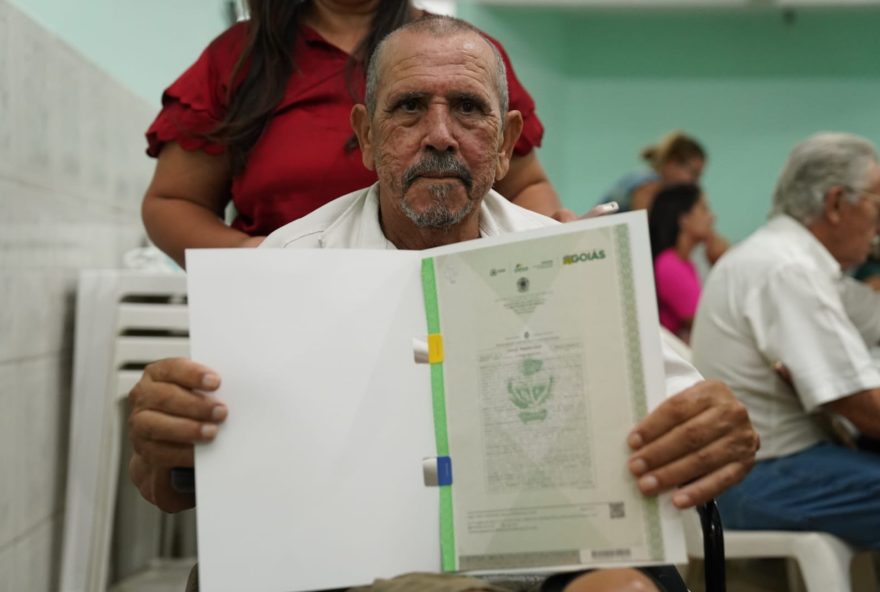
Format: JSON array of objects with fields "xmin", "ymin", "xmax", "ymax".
[{"xmin": 428, "ymin": 333, "xmax": 444, "ymax": 364}]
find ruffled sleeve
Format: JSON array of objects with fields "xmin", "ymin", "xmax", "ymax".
[
  {"xmin": 145, "ymin": 23, "xmax": 249, "ymax": 157},
  {"xmin": 484, "ymin": 33, "xmax": 544, "ymax": 156}
]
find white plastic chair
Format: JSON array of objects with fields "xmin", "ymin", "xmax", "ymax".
[
  {"xmin": 682, "ymin": 509, "xmax": 860, "ymax": 592},
  {"xmin": 60, "ymin": 271, "xmax": 190, "ymax": 592}
]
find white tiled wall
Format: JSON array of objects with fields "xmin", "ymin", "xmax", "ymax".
[{"xmin": 0, "ymin": 0, "xmax": 154, "ymax": 588}]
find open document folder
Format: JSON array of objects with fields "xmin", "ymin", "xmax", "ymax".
[{"xmin": 186, "ymin": 211, "xmax": 686, "ymax": 592}]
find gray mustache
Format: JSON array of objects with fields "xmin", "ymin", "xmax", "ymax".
[{"xmin": 403, "ymin": 152, "xmax": 473, "ymax": 191}]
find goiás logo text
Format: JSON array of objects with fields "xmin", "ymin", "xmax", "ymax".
[{"xmin": 562, "ymin": 249, "xmax": 606, "ymax": 265}]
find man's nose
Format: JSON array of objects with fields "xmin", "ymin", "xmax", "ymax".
[{"xmin": 421, "ymin": 104, "xmax": 458, "ymax": 153}]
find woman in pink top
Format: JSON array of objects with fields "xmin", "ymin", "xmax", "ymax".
[{"xmin": 648, "ymin": 183, "xmax": 716, "ymax": 342}]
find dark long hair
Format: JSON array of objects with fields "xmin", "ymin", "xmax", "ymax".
[
  {"xmin": 648, "ymin": 183, "xmax": 702, "ymax": 259},
  {"xmin": 210, "ymin": 0, "xmax": 412, "ymax": 175}
]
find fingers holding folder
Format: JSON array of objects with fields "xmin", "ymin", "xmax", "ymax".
[{"xmin": 626, "ymin": 379, "xmax": 760, "ymax": 509}]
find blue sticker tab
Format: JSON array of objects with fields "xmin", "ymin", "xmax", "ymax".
[{"xmin": 437, "ymin": 456, "xmax": 453, "ymax": 486}]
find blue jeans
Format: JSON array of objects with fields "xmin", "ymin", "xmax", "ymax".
[{"xmin": 717, "ymin": 442, "xmax": 880, "ymax": 549}]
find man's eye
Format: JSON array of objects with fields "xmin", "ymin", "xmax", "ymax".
[
  {"xmin": 399, "ymin": 98, "xmax": 420, "ymax": 112},
  {"xmin": 459, "ymin": 100, "xmax": 478, "ymax": 114}
]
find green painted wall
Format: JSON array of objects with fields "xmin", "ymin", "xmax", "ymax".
[
  {"xmin": 9, "ymin": 0, "xmax": 228, "ymax": 105},
  {"xmin": 459, "ymin": 4, "xmax": 880, "ymax": 242}
]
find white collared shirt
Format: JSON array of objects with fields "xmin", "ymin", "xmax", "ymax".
[
  {"xmin": 263, "ymin": 183, "xmax": 704, "ymax": 398},
  {"xmin": 262, "ymin": 183, "xmax": 558, "ymax": 250},
  {"xmin": 692, "ymin": 215, "xmax": 880, "ymax": 459}
]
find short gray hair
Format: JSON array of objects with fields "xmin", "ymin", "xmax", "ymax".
[
  {"xmin": 771, "ymin": 132, "xmax": 878, "ymax": 224},
  {"xmin": 364, "ymin": 15, "xmax": 509, "ymax": 121}
]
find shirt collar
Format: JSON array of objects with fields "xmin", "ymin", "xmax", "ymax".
[
  {"xmin": 299, "ymin": 24, "xmax": 359, "ymax": 60},
  {"xmin": 767, "ymin": 214, "xmax": 843, "ymax": 280},
  {"xmin": 299, "ymin": 24, "xmax": 331, "ymax": 47},
  {"xmin": 317, "ymin": 183, "xmax": 535, "ymax": 250},
  {"xmin": 319, "ymin": 184, "xmax": 394, "ymax": 250}
]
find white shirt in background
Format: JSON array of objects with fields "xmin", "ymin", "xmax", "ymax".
[{"xmin": 692, "ymin": 214, "xmax": 880, "ymax": 460}]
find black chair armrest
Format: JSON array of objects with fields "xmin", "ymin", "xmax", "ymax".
[{"xmin": 697, "ymin": 499, "xmax": 726, "ymax": 592}]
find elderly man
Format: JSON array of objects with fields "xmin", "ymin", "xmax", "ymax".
[
  {"xmin": 692, "ymin": 132, "xmax": 880, "ymax": 548},
  {"xmin": 129, "ymin": 16, "xmax": 757, "ymax": 592}
]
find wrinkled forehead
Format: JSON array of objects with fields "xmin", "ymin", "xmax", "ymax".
[{"xmin": 378, "ymin": 30, "xmax": 497, "ymax": 92}]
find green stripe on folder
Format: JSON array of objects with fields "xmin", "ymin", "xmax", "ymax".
[{"xmin": 421, "ymin": 257, "xmax": 456, "ymax": 572}]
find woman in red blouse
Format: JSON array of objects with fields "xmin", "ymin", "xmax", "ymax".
[{"xmin": 143, "ymin": 0, "xmax": 571, "ymax": 267}]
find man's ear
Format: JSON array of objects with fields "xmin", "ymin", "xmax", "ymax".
[
  {"xmin": 823, "ymin": 186, "xmax": 846, "ymax": 225},
  {"xmin": 494, "ymin": 110, "xmax": 524, "ymax": 182},
  {"xmin": 350, "ymin": 104, "xmax": 375, "ymax": 171}
]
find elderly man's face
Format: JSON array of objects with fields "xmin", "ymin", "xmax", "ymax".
[
  {"xmin": 836, "ymin": 163, "xmax": 880, "ymax": 268},
  {"xmin": 352, "ymin": 30, "xmax": 521, "ymax": 230},
  {"xmin": 826, "ymin": 164, "xmax": 880, "ymax": 268}
]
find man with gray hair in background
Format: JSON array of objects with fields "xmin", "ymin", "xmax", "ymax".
[{"xmin": 692, "ymin": 132, "xmax": 880, "ymax": 547}]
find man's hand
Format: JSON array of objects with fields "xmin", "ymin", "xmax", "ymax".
[
  {"xmin": 128, "ymin": 358, "xmax": 227, "ymax": 512},
  {"xmin": 626, "ymin": 380, "xmax": 759, "ymax": 508}
]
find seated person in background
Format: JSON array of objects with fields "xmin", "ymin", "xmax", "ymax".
[
  {"xmin": 141, "ymin": 0, "xmax": 574, "ymax": 270},
  {"xmin": 129, "ymin": 17, "xmax": 758, "ymax": 592},
  {"xmin": 648, "ymin": 183, "xmax": 717, "ymax": 343},
  {"xmin": 600, "ymin": 131, "xmax": 728, "ymax": 264},
  {"xmin": 692, "ymin": 132, "xmax": 880, "ymax": 549},
  {"xmin": 600, "ymin": 131, "xmax": 705, "ymax": 213}
]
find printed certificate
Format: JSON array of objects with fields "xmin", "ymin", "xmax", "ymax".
[{"xmin": 421, "ymin": 212, "xmax": 680, "ymax": 571}]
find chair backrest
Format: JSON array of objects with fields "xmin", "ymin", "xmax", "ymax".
[
  {"xmin": 62, "ymin": 270, "xmax": 192, "ymax": 592},
  {"xmin": 110, "ymin": 274, "xmax": 194, "ymax": 576},
  {"xmin": 113, "ymin": 280, "xmax": 189, "ymax": 398}
]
